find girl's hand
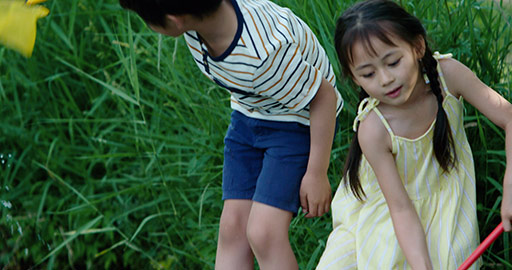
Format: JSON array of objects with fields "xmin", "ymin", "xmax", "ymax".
[
  {"xmin": 501, "ymin": 120, "xmax": 512, "ymax": 232},
  {"xmin": 501, "ymin": 174, "xmax": 512, "ymax": 232}
]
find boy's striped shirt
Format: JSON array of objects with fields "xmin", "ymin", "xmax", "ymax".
[{"xmin": 184, "ymin": 0, "xmax": 343, "ymax": 125}]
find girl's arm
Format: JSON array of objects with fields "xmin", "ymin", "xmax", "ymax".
[
  {"xmin": 441, "ymin": 58, "xmax": 512, "ymax": 231},
  {"xmin": 358, "ymin": 112, "xmax": 433, "ymax": 270}
]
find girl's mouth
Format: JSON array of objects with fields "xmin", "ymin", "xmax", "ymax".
[{"xmin": 386, "ymin": 86, "xmax": 402, "ymax": 98}]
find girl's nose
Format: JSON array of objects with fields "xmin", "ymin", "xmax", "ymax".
[{"xmin": 379, "ymin": 69, "xmax": 395, "ymax": 87}]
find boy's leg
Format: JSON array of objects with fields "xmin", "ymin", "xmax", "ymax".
[
  {"xmin": 243, "ymin": 119, "xmax": 310, "ymax": 269},
  {"xmin": 217, "ymin": 111, "xmax": 263, "ymax": 269},
  {"xmin": 218, "ymin": 111, "xmax": 310, "ymax": 269},
  {"xmin": 247, "ymin": 202, "xmax": 297, "ymax": 270},
  {"xmin": 215, "ymin": 199, "xmax": 254, "ymax": 270}
]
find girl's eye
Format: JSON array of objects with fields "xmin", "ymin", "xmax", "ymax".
[
  {"xmin": 389, "ymin": 58, "xmax": 401, "ymax": 67},
  {"xmin": 362, "ymin": 72, "xmax": 374, "ymax": 78}
]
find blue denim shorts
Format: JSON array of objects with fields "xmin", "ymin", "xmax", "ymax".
[{"xmin": 222, "ymin": 111, "xmax": 311, "ymax": 213}]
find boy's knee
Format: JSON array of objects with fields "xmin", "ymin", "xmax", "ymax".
[
  {"xmin": 246, "ymin": 223, "xmax": 267, "ymax": 252},
  {"xmin": 246, "ymin": 202, "xmax": 293, "ymax": 253},
  {"xmin": 218, "ymin": 211, "xmax": 248, "ymax": 243},
  {"xmin": 246, "ymin": 220, "xmax": 283, "ymax": 253}
]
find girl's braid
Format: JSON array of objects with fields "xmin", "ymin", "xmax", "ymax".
[{"xmin": 422, "ymin": 45, "xmax": 457, "ymax": 172}]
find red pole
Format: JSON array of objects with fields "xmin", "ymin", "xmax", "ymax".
[{"xmin": 457, "ymin": 222, "xmax": 504, "ymax": 270}]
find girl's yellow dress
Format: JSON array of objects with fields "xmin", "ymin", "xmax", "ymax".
[{"xmin": 317, "ymin": 53, "xmax": 480, "ymax": 269}]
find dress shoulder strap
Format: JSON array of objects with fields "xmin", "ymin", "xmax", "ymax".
[
  {"xmin": 432, "ymin": 51, "xmax": 452, "ymax": 95},
  {"xmin": 353, "ymin": 97, "xmax": 397, "ymax": 154},
  {"xmin": 353, "ymin": 97, "xmax": 380, "ymax": 132},
  {"xmin": 373, "ymin": 108, "xmax": 398, "ymax": 154},
  {"xmin": 372, "ymin": 107, "xmax": 394, "ymax": 137}
]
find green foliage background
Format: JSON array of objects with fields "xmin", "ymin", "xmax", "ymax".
[{"xmin": 0, "ymin": 0, "xmax": 511, "ymax": 269}]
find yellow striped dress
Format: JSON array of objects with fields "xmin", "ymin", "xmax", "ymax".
[{"xmin": 317, "ymin": 53, "xmax": 480, "ymax": 269}]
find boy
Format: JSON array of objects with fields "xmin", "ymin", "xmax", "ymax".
[{"xmin": 119, "ymin": 0, "xmax": 343, "ymax": 269}]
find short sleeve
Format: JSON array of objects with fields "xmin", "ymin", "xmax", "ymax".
[{"xmin": 252, "ymin": 42, "xmax": 322, "ymax": 112}]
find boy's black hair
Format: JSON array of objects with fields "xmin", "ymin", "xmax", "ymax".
[
  {"xmin": 335, "ymin": 0, "xmax": 457, "ymax": 200},
  {"xmin": 119, "ymin": 0, "xmax": 223, "ymax": 27}
]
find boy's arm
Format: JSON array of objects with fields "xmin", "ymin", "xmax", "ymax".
[
  {"xmin": 358, "ymin": 113, "xmax": 433, "ymax": 270},
  {"xmin": 299, "ymin": 77, "xmax": 337, "ymax": 218},
  {"xmin": 441, "ymin": 58, "xmax": 512, "ymax": 231}
]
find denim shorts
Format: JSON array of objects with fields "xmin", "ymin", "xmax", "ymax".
[{"xmin": 222, "ymin": 111, "xmax": 311, "ymax": 213}]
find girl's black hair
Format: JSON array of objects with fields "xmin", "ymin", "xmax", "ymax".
[
  {"xmin": 119, "ymin": 0, "xmax": 223, "ymax": 27},
  {"xmin": 335, "ymin": 0, "xmax": 457, "ymax": 200}
]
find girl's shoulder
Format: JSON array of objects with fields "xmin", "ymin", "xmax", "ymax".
[
  {"xmin": 438, "ymin": 57, "xmax": 476, "ymax": 98},
  {"xmin": 358, "ymin": 109, "xmax": 393, "ymax": 152}
]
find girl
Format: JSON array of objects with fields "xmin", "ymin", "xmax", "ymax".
[{"xmin": 317, "ymin": 0, "xmax": 512, "ymax": 269}]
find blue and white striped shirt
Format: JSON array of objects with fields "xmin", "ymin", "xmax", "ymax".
[{"xmin": 184, "ymin": 0, "xmax": 343, "ymax": 125}]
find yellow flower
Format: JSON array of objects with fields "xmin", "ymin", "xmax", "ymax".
[
  {"xmin": 0, "ymin": 0, "xmax": 49, "ymax": 57},
  {"xmin": 26, "ymin": 0, "xmax": 47, "ymax": 4}
]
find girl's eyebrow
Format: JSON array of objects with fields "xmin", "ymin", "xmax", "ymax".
[
  {"xmin": 354, "ymin": 51, "xmax": 398, "ymax": 71},
  {"xmin": 381, "ymin": 51, "xmax": 397, "ymax": 61},
  {"xmin": 355, "ymin": 63, "xmax": 372, "ymax": 71}
]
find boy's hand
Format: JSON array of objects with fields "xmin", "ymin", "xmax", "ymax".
[{"xmin": 299, "ymin": 171, "xmax": 331, "ymax": 218}]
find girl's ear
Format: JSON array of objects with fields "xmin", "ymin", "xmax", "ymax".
[{"xmin": 414, "ymin": 35, "xmax": 426, "ymax": 59}]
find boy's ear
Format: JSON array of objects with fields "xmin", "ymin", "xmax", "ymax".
[{"xmin": 166, "ymin": 14, "xmax": 186, "ymax": 29}]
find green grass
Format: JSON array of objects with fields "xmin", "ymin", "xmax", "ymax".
[{"xmin": 0, "ymin": 0, "xmax": 511, "ymax": 269}]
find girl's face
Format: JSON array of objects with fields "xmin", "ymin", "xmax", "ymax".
[{"xmin": 349, "ymin": 34, "xmax": 425, "ymax": 107}]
